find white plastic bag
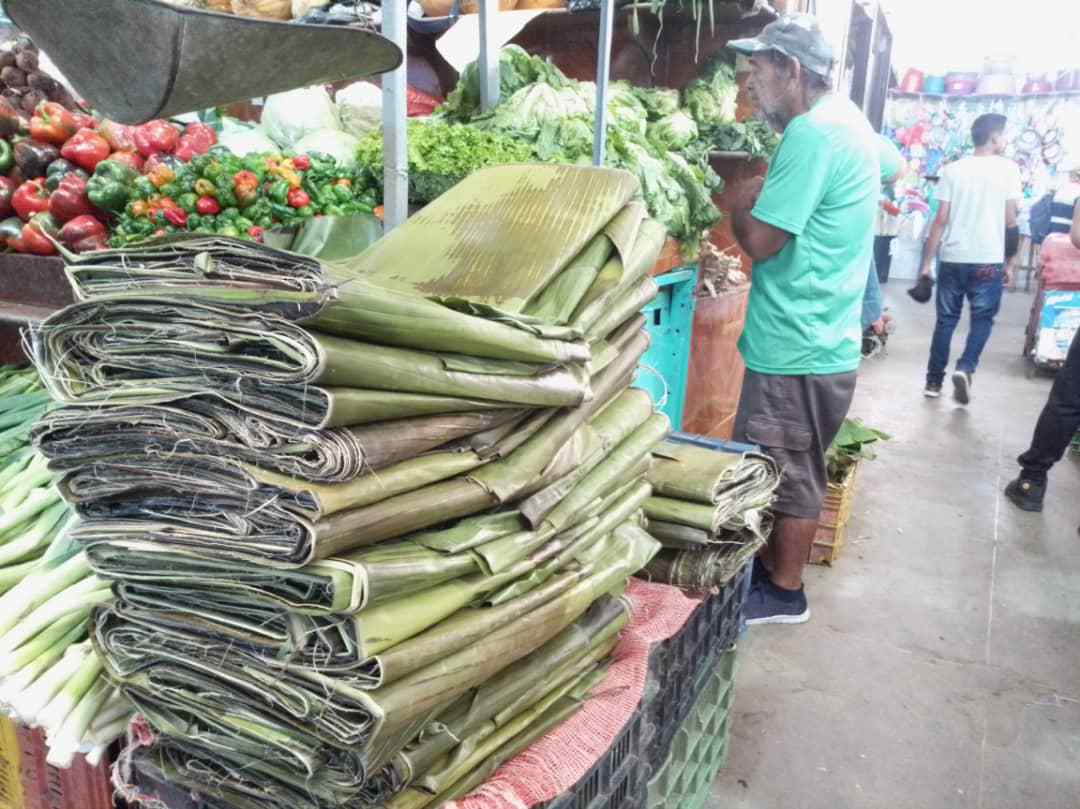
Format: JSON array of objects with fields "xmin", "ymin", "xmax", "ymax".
[
  {"xmin": 294, "ymin": 129, "xmax": 361, "ymax": 167},
  {"xmin": 336, "ymin": 82, "xmax": 384, "ymax": 137},
  {"xmin": 262, "ymin": 86, "xmax": 340, "ymax": 148},
  {"xmin": 217, "ymin": 118, "xmax": 279, "ymax": 156}
]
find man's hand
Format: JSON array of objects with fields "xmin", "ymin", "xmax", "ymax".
[
  {"xmin": 1004, "ymin": 259, "xmax": 1016, "ymax": 289},
  {"xmin": 919, "ymin": 260, "xmax": 934, "ymax": 280}
]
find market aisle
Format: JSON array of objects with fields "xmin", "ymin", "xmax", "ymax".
[{"xmin": 709, "ymin": 286, "xmax": 1080, "ymax": 809}]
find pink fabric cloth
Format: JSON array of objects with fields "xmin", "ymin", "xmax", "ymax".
[{"xmin": 445, "ymin": 578, "xmax": 705, "ymax": 809}]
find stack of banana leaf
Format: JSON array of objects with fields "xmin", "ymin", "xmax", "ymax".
[
  {"xmin": 30, "ymin": 165, "xmax": 673, "ymax": 809},
  {"xmin": 642, "ymin": 438, "xmax": 780, "ymax": 590}
]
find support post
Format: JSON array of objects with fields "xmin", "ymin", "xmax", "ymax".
[
  {"xmin": 593, "ymin": 0, "xmax": 615, "ymax": 166},
  {"xmin": 479, "ymin": 0, "xmax": 500, "ymax": 112},
  {"xmin": 382, "ymin": 0, "xmax": 408, "ymax": 232}
]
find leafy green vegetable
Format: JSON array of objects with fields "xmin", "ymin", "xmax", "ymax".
[
  {"xmin": 441, "ymin": 45, "xmax": 570, "ymax": 123},
  {"xmin": 827, "ymin": 418, "xmax": 891, "ymax": 481},
  {"xmin": 710, "ymin": 119, "xmax": 780, "ymax": 158},
  {"xmin": 633, "ymin": 86, "xmax": 681, "ymax": 120},
  {"xmin": 647, "ymin": 111, "xmax": 699, "ymax": 152},
  {"xmin": 356, "ymin": 119, "xmax": 533, "ymax": 204}
]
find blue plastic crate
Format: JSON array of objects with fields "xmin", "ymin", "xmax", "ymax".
[{"xmin": 635, "ymin": 269, "xmax": 698, "ymax": 431}]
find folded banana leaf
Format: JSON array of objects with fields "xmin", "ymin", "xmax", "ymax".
[
  {"xmin": 30, "ymin": 297, "xmax": 591, "ymax": 410},
  {"xmin": 642, "ymin": 529, "xmax": 765, "ymax": 590},
  {"xmin": 336, "ymin": 166, "xmax": 641, "ymax": 328},
  {"xmin": 649, "ymin": 439, "xmax": 780, "ymax": 506}
]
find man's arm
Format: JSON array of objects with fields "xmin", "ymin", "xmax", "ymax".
[
  {"xmin": 1071, "ymin": 204, "xmax": 1080, "ymax": 250},
  {"xmin": 731, "ymin": 176, "xmax": 791, "ymax": 262},
  {"xmin": 1006, "ymin": 198, "xmax": 1019, "ymax": 228},
  {"xmin": 920, "ymin": 200, "xmax": 950, "ymax": 278}
]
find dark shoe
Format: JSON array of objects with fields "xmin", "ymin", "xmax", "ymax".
[
  {"xmin": 924, "ymin": 383, "xmax": 942, "ymax": 399},
  {"xmin": 952, "ymin": 370, "xmax": 972, "ymax": 404},
  {"xmin": 1004, "ymin": 477, "xmax": 1045, "ymax": 512},
  {"xmin": 744, "ymin": 579, "xmax": 810, "ymax": 626}
]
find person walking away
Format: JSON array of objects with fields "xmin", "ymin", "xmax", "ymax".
[
  {"xmin": 863, "ymin": 137, "xmax": 906, "ymax": 351},
  {"xmin": 726, "ymin": 14, "xmax": 879, "ymax": 625},
  {"xmin": 1048, "ymin": 166, "xmax": 1080, "ymax": 237},
  {"xmin": 919, "ymin": 114, "xmax": 1022, "ymax": 403},
  {"xmin": 1005, "ymin": 206, "xmax": 1080, "ymax": 515}
]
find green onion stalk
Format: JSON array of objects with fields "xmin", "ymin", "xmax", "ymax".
[{"xmin": 0, "ymin": 365, "xmax": 133, "ymax": 767}]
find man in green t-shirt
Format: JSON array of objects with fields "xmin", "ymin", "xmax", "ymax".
[{"xmin": 728, "ymin": 14, "xmax": 879, "ymax": 625}]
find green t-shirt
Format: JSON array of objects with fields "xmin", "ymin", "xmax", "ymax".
[{"xmin": 739, "ymin": 94, "xmax": 880, "ymax": 376}]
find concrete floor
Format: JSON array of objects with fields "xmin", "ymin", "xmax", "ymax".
[{"xmin": 710, "ymin": 285, "xmax": 1080, "ymax": 809}]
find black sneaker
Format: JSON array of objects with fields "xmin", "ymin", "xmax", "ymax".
[
  {"xmin": 1004, "ymin": 477, "xmax": 1045, "ymax": 512},
  {"xmin": 744, "ymin": 579, "xmax": 810, "ymax": 626},
  {"xmin": 952, "ymin": 370, "xmax": 973, "ymax": 404},
  {"xmin": 924, "ymin": 383, "xmax": 942, "ymax": 399}
]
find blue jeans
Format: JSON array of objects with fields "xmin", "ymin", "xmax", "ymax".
[{"xmin": 926, "ymin": 262, "xmax": 1004, "ymax": 386}]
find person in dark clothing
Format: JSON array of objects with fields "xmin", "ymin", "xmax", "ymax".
[{"xmin": 1005, "ymin": 206, "xmax": 1080, "ymax": 515}]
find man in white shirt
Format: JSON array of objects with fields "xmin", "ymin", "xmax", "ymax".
[{"xmin": 919, "ymin": 113, "xmax": 1023, "ymax": 403}]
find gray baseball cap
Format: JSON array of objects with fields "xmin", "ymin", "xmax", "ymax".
[{"xmin": 728, "ymin": 13, "xmax": 835, "ymax": 79}]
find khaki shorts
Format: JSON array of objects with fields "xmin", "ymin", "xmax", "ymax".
[{"xmin": 733, "ymin": 369, "xmax": 858, "ymax": 519}]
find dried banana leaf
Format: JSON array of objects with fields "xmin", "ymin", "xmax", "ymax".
[
  {"xmin": 338, "ymin": 166, "xmax": 640, "ymax": 324},
  {"xmin": 649, "ymin": 439, "xmax": 780, "ymax": 506},
  {"xmin": 642, "ymin": 529, "xmax": 765, "ymax": 590},
  {"xmin": 30, "ymin": 297, "xmax": 591, "ymax": 409},
  {"xmin": 644, "ymin": 495, "xmax": 721, "ymax": 533}
]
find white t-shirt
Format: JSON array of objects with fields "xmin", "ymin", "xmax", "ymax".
[{"xmin": 936, "ymin": 155, "xmax": 1023, "ymax": 264}]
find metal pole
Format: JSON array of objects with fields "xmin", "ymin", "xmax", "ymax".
[
  {"xmin": 593, "ymin": 0, "xmax": 615, "ymax": 166},
  {"xmin": 382, "ymin": 0, "xmax": 408, "ymax": 232},
  {"xmin": 479, "ymin": 0, "xmax": 500, "ymax": 112}
]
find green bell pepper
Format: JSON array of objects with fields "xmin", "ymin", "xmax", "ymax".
[
  {"xmin": 0, "ymin": 140, "xmax": 14, "ymax": 175},
  {"xmin": 86, "ymin": 160, "xmax": 139, "ymax": 213},
  {"xmin": 130, "ymin": 176, "xmax": 157, "ymax": 202},
  {"xmin": 268, "ymin": 180, "xmax": 291, "ymax": 205},
  {"xmin": 45, "ymin": 159, "xmax": 89, "ymax": 192}
]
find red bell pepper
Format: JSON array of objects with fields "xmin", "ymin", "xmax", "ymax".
[
  {"xmin": 107, "ymin": 149, "xmax": 144, "ymax": 173},
  {"xmin": 12, "ymin": 178, "xmax": 50, "ymax": 220},
  {"xmin": 287, "ymin": 188, "xmax": 311, "ymax": 209},
  {"xmin": 174, "ymin": 122, "xmax": 216, "ymax": 162},
  {"xmin": 29, "ymin": 102, "xmax": 77, "ymax": 146},
  {"xmin": 60, "ymin": 128, "xmax": 111, "ymax": 173},
  {"xmin": 98, "ymin": 119, "xmax": 137, "ymax": 152},
  {"xmin": 163, "ymin": 208, "xmax": 188, "ymax": 228},
  {"xmin": 0, "ymin": 176, "xmax": 16, "ymax": 218},
  {"xmin": 247, "ymin": 225, "xmax": 264, "ymax": 242},
  {"xmin": 196, "ymin": 196, "xmax": 221, "ymax": 216},
  {"xmin": 48, "ymin": 174, "xmax": 94, "ymax": 223},
  {"xmin": 71, "ymin": 112, "xmax": 98, "ymax": 130},
  {"xmin": 60, "ymin": 214, "xmax": 107, "ymax": 248},
  {"xmin": 292, "ymin": 154, "xmax": 311, "ymax": 171},
  {"xmin": 8, "ymin": 217, "xmax": 57, "ymax": 254},
  {"xmin": 72, "ymin": 234, "xmax": 108, "ymax": 253},
  {"xmin": 133, "ymin": 120, "xmax": 180, "ymax": 157}
]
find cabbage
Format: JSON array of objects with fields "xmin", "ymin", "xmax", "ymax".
[
  {"xmin": 647, "ymin": 111, "xmax": 699, "ymax": 151},
  {"xmin": 487, "ymin": 84, "xmax": 590, "ymax": 139},
  {"xmin": 442, "ymin": 45, "xmax": 570, "ymax": 122},
  {"xmin": 217, "ymin": 119, "xmax": 279, "ymax": 157},
  {"xmin": 262, "ymin": 86, "xmax": 340, "ymax": 148},
  {"xmin": 294, "ymin": 129, "xmax": 361, "ymax": 167},
  {"xmin": 606, "ymin": 82, "xmax": 648, "ymax": 137},
  {"xmin": 336, "ymin": 82, "xmax": 383, "ymax": 137},
  {"xmin": 633, "ymin": 86, "xmax": 681, "ymax": 120}
]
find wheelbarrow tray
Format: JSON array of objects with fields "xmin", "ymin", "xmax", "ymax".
[{"xmin": 3, "ymin": 0, "xmax": 402, "ymax": 123}]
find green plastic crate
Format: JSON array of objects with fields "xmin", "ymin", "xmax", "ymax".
[
  {"xmin": 636, "ymin": 268, "xmax": 698, "ymax": 431},
  {"xmin": 646, "ymin": 646, "xmax": 738, "ymax": 809}
]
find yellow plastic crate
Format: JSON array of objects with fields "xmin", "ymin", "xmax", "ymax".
[
  {"xmin": 810, "ymin": 461, "xmax": 859, "ymax": 566},
  {"xmin": 0, "ymin": 716, "xmax": 23, "ymax": 809}
]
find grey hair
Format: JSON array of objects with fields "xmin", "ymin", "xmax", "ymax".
[{"xmin": 763, "ymin": 49, "xmax": 830, "ymax": 91}]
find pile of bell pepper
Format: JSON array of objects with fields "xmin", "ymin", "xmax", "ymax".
[
  {"xmin": 0, "ymin": 103, "xmax": 377, "ymax": 255},
  {"xmin": 109, "ymin": 148, "xmax": 376, "ymax": 246}
]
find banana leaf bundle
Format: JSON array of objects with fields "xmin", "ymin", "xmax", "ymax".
[
  {"xmin": 641, "ymin": 439, "xmax": 779, "ymax": 591},
  {"xmin": 30, "ymin": 165, "xmax": 676, "ymax": 809},
  {"xmin": 644, "ymin": 439, "xmax": 779, "ymax": 546}
]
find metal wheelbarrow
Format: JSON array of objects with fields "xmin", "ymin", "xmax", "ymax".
[{"xmin": 2, "ymin": 0, "xmax": 402, "ymax": 123}]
